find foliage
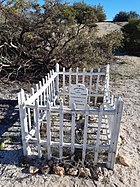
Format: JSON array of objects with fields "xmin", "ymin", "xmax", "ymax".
[
  {"xmin": 121, "ymin": 19, "xmax": 140, "ymax": 54},
  {"xmin": 113, "ymin": 11, "xmax": 140, "ymax": 22},
  {"xmin": 0, "ymin": 0, "xmax": 121, "ymax": 81},
  {"xmin": 93, "ymin": 4, "xmax": 106, "ymax": 22}
]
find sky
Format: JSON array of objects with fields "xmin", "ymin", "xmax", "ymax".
[{"xmin": 38, "ymin": 0, "xmax": 140, "ymax": 21}]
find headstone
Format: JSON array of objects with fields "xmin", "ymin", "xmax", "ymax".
[{"xmin": 69, "ymin": 84, "xmax": 88, "ymax": 109}]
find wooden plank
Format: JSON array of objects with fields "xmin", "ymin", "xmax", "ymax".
[
  {"xmin": 71, "ymin": 103, "xmax": 76, "ymax": 156},
  {"xmin": 35, "ymin": 100, "xmax": 42, "ymax": 158},
  {"xmin": 76, "ymin": 67, "xmax": 79, "ymax": 84},
  {"xmin": 82, "ymin": 105, "xmax": 89, "ymax": 162},
  {"xmin": 63, "ymin": 67, "xmax": 65, "ymax": 102},
  {"xmin": 59, "ymin": 72, "xmax": 105, "ymax": 76},
  {"xmin": 59, "ymin": 100, "xmax": 64, "ymax": 159},
  {"xmin": 55, "ymin": 63, "xmax": 59, "ymax": 102},
  {"xmin": 46, "ymin": 101, "xmax": 51, "ymax": 159},
  {"xmin": 18, "ymin": 89, "xmax": 28, "ymax": 155},
  {"xmin": 26, "ymin": 94, "xmax": 31, "ymax": 131},
  {"xmin": 94, "ymin": 104, "xmax": 104, "ymax": 164},
  {"xmin": 82, "ymin": 68, "xmax": 86, "ymax": 84},
  {"xmin": 94, "ymin": 68, "xmax": 100, "ymax": 106},
  {"xmin": 88, "ymin": 68, "xmax": 93, "ymax": 103},
  {"xmin": 107, "ymin": 97, "xmax": 123, "ymax": 169}
]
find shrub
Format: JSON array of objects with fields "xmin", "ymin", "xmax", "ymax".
[{"xmin": 121, "ymin": 19, "xmax": 140, "ymax": 54}]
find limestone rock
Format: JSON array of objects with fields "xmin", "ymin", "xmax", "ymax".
[
  {"xmin": 53, "ymin": 165, "xmax": 65, "ymax": 176},
  {"xmin": 118, "ymin": 154, "xmax": 131, "ymax": 167},
  {"xmin": 29, "ymin": 166, "xmax": 39, "ymax": 174},
  {"xmin": 66, "ymin": 167, "xmax": 78, "ymax": 176},
  {"xmin": 79, "ymin": 167, "xmax": 91, "ymax": 178}
]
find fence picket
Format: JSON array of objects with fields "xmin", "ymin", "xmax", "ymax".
[
  {"xmin": 26, "ymin": 94, "xmax": 31, "ymax": 131},
  {"xmin": 35, "ymin": 100, "xmax": 42, "ymax": 158},
  {"xmin": 18, "ymin": 89, "xmax": 28, "ymax": 155},
  {"xmin": 82, "ymin": 68, "xmax": 86, "ymax": 84},
  {"xmin": 71, "ymin": 103, "xmax": 76, "ymax": 156},
  {"xmin": 76, "ymin": 67, "xmax": 79, "ymax": 84},
  {"xmin": 59, "ymin": 100, "xmax": 64, "ymax": 159},
  {"xmin": 63, "ymin": 67, "xmax": 65, "ymax": 102},
  {"xmin": 55, "ymin": 63, "xmax": 59, "ymax": 102},
  {"xmin": 82, "ymin": 105, "xmax": 89, "ymax": 162},
  {"xmin": 46, "ymin": 101, "xmax": 51, "ymax": 159},
  {"xmin": 94, "ymin": 68, "xmax": 100, "ymax": 106},
  {"xmin": 88, "ymin": 68, "xmax": 93, "ymax": 103},
  {"xmin": 94, "ymin": 104, "xmax": 103, "ymax": 164}
]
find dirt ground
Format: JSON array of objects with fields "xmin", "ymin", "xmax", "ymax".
[{"xmin": 0, "ymin": 55, "xmax": 140, "ymax": 187}]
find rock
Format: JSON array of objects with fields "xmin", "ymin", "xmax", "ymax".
[
  {"xmin": 66, "ymin": 167, "xmax": 78, "ymax": 176},
  {"xmin": 29, "ymin": 166, "xmax": 39, "ymax": 174},
  {"xmin": 40, "ymin": 164, "xmax": 50, "ymax": 175},
  {"xmin": 53, "ymin": 165, "xmax": 65, "ymax": 176},
  {"xmin": 117, "ymin": 154, "xmax": 131, "ymax": 167},
  {"xmin": 79, "ymin": 167, "xmax": 91, "ymax": 178},
  {"xmin": 19, "ymin": 156, "xmax": 30, "ymax": 167}
]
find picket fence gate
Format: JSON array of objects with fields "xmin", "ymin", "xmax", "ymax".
[{"xmin": 18, "ymin": 63, "xmax": 123, "ymax": 169}]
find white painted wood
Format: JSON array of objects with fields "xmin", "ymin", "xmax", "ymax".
[
  {"xmin": 82, "ymin": 68, "xmax": 86, "ymax": 84},
  {"xmin": 88, "ymin": 68, "xmax": 93, "ymax": 103},
  {"xmin": 26, "ymin": 94, "xmax": 31, "ymax": 131},
  {"xmin": 69, "ymin": 84, "xmax": 88, "ymax": 109},
  {"xmin": 94, "ymin": 68, "xmax": 100, "ymax": 106},
  {"xmin": 82, "ymin": 104, "xmax": 89, "ymax": 162},
  {"xmin": 107, "ymin": 97, "xmax": 123, "ymax": 169},
  {"xmin": 18, "ymin": 89, "xmax": 28, "ymax": 155},
  {"xmin": 35, "ymin": 100, "xmax": 42, "ymax": 158},
  {"xmin": 55, "ymin": 63, "xmax": 59, "ymax": 102},
  {"xmin": 46, "ymin": 101, "xmax": 51, "ymax": 159},
  {"xmin": 42, "ymin": 78, "xmax": 45, "ymax": 104},
  {"xmin": 76, "ymin": 67, "xmax": 79, "ymax": 84},
  {"xmin": 18, "ymin": 64, "xmax": 123, "ymax": 169},
  {"xmin": 59, "ymin": 100, "xmax": 64, "ymax": 159},
  {"xmin": 94, "ymin": 104, "xmax": 104, "ymax": 164},
  {"xmin": 71, "ymin": 103, "xmax": 76, "ymax": 155},
  {"xmin": 69, "ymin": 68, "xmax": 72, "ymax": 101},
  {"xmin": 63, "ymin": 67, "xmax": 65, "ymax": 102}
]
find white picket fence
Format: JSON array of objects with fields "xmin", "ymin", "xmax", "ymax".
[{"xmin": 18, "ymin": 63, "xmax": 123, "ymax": 169}]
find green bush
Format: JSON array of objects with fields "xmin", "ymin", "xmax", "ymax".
[
  {"xmin": 122, "ymin": 19, "xmax": 140, "ymax": 54},
  {"xmin": 113, "ymin": 11, "xmax": 140, "ymax": 22}
]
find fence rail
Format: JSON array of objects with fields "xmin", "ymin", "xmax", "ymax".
[{"xmin": 18, "ymin": 63, "xmax": 123, "ymax": 169}]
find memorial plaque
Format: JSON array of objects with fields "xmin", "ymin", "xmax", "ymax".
[{"xmin": 69, "ymin": 84, "xmax": 88, "ymax": 109}]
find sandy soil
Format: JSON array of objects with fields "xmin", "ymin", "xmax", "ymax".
[{"xmin": 0, "ymin": 55, "xmax": 140, "ymax": 187}]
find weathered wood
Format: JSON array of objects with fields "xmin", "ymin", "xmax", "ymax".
[
  {"xmin": 94, "ymin": 104, "xmax": 104, "ymax": 164},
  {"xmin": 46, "ymin": 101, "xmax": 51, "ymax": 159},
  {"xmin": 18, "ymin": 64, "xmax": 123, "ymax": 169},
  {"xmin": 71, "ymin": 103, "xmax": 76, "ymax": 155},
  {"xmin": 59, "ymin": 100, "xmax": 64, "ymax": 158}
]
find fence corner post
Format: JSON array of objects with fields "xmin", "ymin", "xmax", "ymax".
[
  {"xmin": 107, "ymin": 97, "xmax": 124, "ymax": 169},
  {"xmin": 55, "ymin": 63, "xmax": 59, "ymax": 104},
  {"xmin": 18, "ymin": 89, "xmax": 28, "ymax": 156}
]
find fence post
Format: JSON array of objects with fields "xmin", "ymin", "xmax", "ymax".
[
  {"xmin": 56, "ymin": 63, "xmax": 59, "ymax": 103},
  {"xmin": 35, "ymin": 100, "xmax": 42, "ymax": 158},
  {"xmin": 94, "ymin": 68, "xmax": 100, "ymax": 106},
  {"xmin": 82, "ymin": 104, "xmax": 89, "ymax": 162},
  {"xmin": 107, "ymin": 97, "xmax": 123, "ymax": 169},
  {"xmin": 46, "ymin": 101, "xmax": 51, "ymax": 159},
  {"xmin": 59, "ymin": 100, "xmax": 64, "ymax": 159},
  {"xmin": 94, "ymin": 104, "xmax": 104, "ymax": 164},
  {"xmin": 71, "ymin": 103, "xmax": 76, "ymax": 156},
  {"xmin": 18, "ymin": 89, "xmax": 28, "ymax": 155}
]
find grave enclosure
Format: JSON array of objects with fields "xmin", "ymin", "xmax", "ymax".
[{"xmin": 18, "ymin": 63, "xmax": 123, "ymax": 169}]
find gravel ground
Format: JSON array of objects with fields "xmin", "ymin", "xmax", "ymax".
[{"xmin": 0, "ymin": 55, "xmax": 140, "ymax": 187}]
